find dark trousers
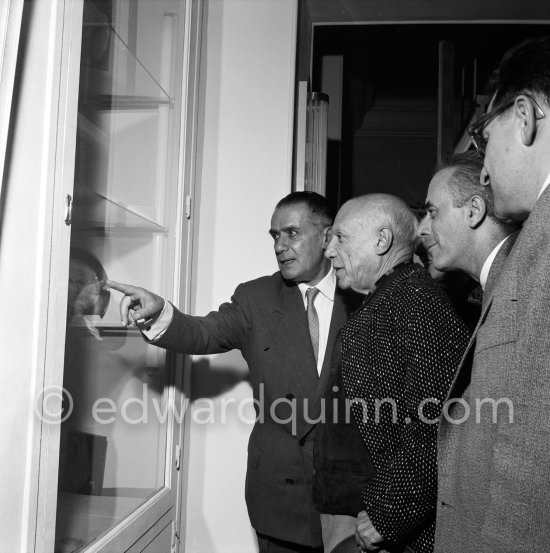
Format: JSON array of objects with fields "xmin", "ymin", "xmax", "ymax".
[{"xmin": 256, "ymin": 533, "xmax": 324, "ymax": 553}]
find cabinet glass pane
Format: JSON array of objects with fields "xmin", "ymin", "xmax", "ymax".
[{"xmin": 55, "ymin": 0, "xmax": 182, "ymax": 550}]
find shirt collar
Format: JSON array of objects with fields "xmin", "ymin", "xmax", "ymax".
[
  {"xmin": 479, "ymin": 236, "xmax": 509, "ymax": 290},
  {"xmin": 298, "ymin": 268, "xmax": 336, "ymax": 302},
  {"xmin": 538, "ymin": 172, "xmax": 550, "ymax": 200}
]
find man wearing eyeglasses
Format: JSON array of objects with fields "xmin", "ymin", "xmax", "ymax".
[{"xmin": 435, "ymin": 36, "xmax": 550, "ymax": 553}]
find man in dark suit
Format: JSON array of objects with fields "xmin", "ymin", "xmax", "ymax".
[
  {"xmin": 320, "ymin": 194, "xmax": 469, "ymax": 553},
  {"xmin": 435, "ymin": 36, "xmax": 550, "ymax": 552},
  {"xmin": 108, "ymin": 192, "xmax": 359, "ymax": 553}
]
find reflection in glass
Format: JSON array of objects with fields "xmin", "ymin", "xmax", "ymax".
[
  {"xmin": 54, "ymin": 0, "xmax": 181, "ymax": 550},
  {"xmin": 67, "ymin": 248, "xmax": 110, "ymax": 337}
]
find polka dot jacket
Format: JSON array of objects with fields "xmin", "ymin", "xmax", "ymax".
[{"xmin": 341, "ymin": 261, "xmax": 470, "ymax": 553}]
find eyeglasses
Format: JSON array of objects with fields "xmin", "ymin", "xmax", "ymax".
[{"xmin": 468, "ymin": 94, "xmax": 546, "ymax": 154}]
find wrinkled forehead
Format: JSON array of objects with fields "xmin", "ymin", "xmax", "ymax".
[{"xmin": 333, "ymin": 202, "xmax": 357, "ymax": 228}]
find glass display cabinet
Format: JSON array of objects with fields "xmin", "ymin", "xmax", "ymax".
[
  {"xmin": 54, "ymin": 1, "xmax": 188, "ymax": 551},
  {"xmin": 8, "ymin": 0, "xmax": 202, "ymax": 551}
]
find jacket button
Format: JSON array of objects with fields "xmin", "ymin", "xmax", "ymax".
[
  {"xmin": 285, "ymin": 393, "xmax": 295, "ymax": 400},
  {"xmin": 298, "ymin": 438, "xmax": 305, "ymax": 446},
  {"xmin": 285, "ymin": 478, "xmax": 294, "ymax": 485}
]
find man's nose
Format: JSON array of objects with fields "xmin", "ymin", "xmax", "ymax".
[
  {"xmin": 480, "ymin": 166, "xmax": 491, "ymax": 187},
  {"xmin": 324, "ymin": 236, "xmax": 336, "ymax": 259},
  {"xmin": 274, "ymin": 235, "xmax": 288, "ymax": 253},
  {"xmin": 417, "ymin": 214, "xmax": 431, "ymax": 237}
]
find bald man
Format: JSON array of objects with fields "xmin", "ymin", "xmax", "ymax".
[{"xmin": 315, "ymin": 194, "xmax": 469, "ymax": 553}]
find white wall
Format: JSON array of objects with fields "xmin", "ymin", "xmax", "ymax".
[{"xmin": 182, "ymin": 0, "xmax": 298, "ymax": 551}]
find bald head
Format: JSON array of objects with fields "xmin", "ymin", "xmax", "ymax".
[
  {"xmin": 326, "ymin": 194, "xmax": 417, "ymax": 294},
  {"xmin": 342, "ymin": 194, "xmax": 418, "ymax": 254}
]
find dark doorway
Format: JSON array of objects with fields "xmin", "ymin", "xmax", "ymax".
[{"xmin": 311, "ymin": 24, "xmax": 550, "ymax": 211}]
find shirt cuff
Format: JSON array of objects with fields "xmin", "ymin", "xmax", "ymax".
[{"xmin": 141, "ymin": 299, "xmax": 173, "ymax": 341}]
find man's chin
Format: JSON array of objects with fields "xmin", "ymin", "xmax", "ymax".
[
  {"xmin": 335, "ymin": 275, "xmax": 350, "ymax": 290},
  {"xmin": 429, "ymin": 262, "xmax": 447, "ymax": 275},
  {"xmin": 279, "ymin": 267, "xmax": 298, "ymax": 282}
]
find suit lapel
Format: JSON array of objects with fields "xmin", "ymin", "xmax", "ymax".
[
  {"xmin": 268, "ymin": 279, "xmax": 319, "ymax": 397},
  {"xmin": 446, "ymin": 299, "xmax": 491, "ymax": 400},
  {"xmin": 445, "ymin": 231, "xmax": 520, "ymax": 401}
]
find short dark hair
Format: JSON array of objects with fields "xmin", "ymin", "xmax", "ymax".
[
  {"xmin": 489, "ymin": 35, "xmax": 550, "ymax": 107},
  {"xmin": 435, "ymin": 151, "xmax": 497, "ymax": 219},
  {"xmin": 275, "ymin": 191, "xmax": 334, "ymax": 229}
]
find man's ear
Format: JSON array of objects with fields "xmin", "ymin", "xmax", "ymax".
[
  {"xmin": 375, "ymin": 227, "xmax": 393, "ymax": 255},
  {"xmin": 467, "ymin": 196, "xmax": 487, "ymax": 229},
  {"xmin": 515, "ymin": 95, "xmax": 538, "ymax": 147}
]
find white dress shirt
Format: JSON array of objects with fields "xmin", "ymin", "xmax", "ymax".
[
  {"xmin": 479, "ymin": 236, "xmax": 510, "ymax": 291},
  {"xmin": 298, "ymin": 269, "xmax": 336, "ymax": 375},
  {"xmin": 141, "ymin": 298, "xmax": 172, "ymax": 341},
  {"xmin": 538, "ymin": 172, "xmax": 550, "ymax": 199}
]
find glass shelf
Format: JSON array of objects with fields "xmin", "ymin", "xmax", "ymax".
[
  {"xmin": 71, "ymin": 184, "xmax": 168, "ymax": 233},
  {"xmin": 54, "ymin": 0, "xmax": 182, "ymax": 549},
  {"xmin": 79, "ymin": 1, "xmax": 172, "ymax": 110},
  {"xmin": 55, "ymin": 492, "xmax": 147, "ymax": 552},
  {"xmin": 81, "ymin": 94, "xmax": 174, "ymax": 110}
]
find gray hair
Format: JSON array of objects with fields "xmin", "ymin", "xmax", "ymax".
[{"xmin": 435, "ymin": 151, "xmax": 499, "ymax": 220}]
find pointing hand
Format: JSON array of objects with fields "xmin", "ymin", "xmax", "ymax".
[{"xmin": 106, "ymin": 280, "xmax": 164, "ymax": 327}]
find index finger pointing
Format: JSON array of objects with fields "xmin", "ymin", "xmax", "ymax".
[{"xmin": 106, "ymin": 280, "xmax": 138, "ymax": 296}]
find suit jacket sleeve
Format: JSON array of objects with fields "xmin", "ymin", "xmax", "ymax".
[
  {"xmin": 153, "ymin": 282, "xmax": 252, "ymax": 354},
  {"xmin": 362, "ymin": 285, "xmax": 469, "ymax": 544}
]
